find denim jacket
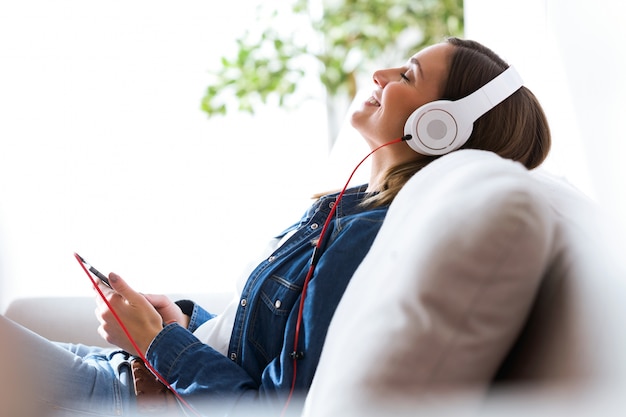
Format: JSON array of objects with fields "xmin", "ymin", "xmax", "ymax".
[{"xmin": 146, "ymin": 185, "xmax": 389, "ymax": 415}]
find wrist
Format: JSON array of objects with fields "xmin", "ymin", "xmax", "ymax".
[
  {"xmin": 174, "ymin": 299, "xmax": 194, "ymax": 329},
  {"xmin": 164, "ymin": 314, "xmax": 190, "ymax": 329}
]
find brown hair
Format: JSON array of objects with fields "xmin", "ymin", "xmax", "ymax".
[{"xmin": 365, "ymin": 37, "xmax": 551, "ymax": 207}]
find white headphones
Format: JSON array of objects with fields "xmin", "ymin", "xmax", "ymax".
[{"xmin": 403, "ymin": 66, "xmax": 523, "ymax": 156}]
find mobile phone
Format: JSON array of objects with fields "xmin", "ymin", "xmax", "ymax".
[{"xmin": 74, "ymin": 253, "xmax": 112, "ymax": 288}]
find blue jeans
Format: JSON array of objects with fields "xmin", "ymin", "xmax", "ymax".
[{"xmin": 0, "ymin": 315, "xmax": 135, "ymax": 416}]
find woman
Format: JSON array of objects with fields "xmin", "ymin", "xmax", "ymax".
[{"xmin": 0, "ymin": 37, "xmax": 550, "ymax": 416}]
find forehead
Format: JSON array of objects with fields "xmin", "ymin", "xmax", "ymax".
[{"xmin": 409, "ymin": 43, "xmax": 453, "ymax": 77}]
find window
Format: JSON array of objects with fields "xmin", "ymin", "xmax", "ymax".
[{"xmin": 0, "ymin": 1, "xmax": 327, "ymax": 308}]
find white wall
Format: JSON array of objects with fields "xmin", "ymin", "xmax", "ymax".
[
  {"xmin": 0, "ymin": 1, "xmax": 328, "ymax": 311},
  {"xmin": 465, "ymin": 0, "xmax": 626, "ymax": 230},
  {"xmin": 5, "ymin": 0, "xmax": 624, "ymax": 311}
]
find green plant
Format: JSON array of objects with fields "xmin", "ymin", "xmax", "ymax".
[{"xmin": 201, "ymin": 0, "xmax": 463, "ymax": 122}]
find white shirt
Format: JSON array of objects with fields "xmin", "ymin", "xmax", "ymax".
[{"xmin": 192, "ymin": 232, "xmax": 295, "ymax": 355}]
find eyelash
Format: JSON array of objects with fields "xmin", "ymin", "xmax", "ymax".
[{"xmin": 400, "ymin": 73, "xmax": 410, "ymax": 83}]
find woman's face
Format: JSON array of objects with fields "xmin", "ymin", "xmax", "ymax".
[{"xmin": 351, "ymin": 42, "xmax": 453, "ymax": 146}]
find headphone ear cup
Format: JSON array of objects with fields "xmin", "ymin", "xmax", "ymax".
[
  {"xmin": 404, "ymin": 100, "xmax": 465, "ymax": 156},
  {"xmin": 404, "ymin": 101, "xmax": 458, "ymax": 155},
  {"xmin": 403, "ymin": 67, "xmax": 523, "ymax": 156}
]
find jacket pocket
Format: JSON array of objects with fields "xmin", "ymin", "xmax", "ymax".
[{"xmin": 248, "ymin": 274, "xmax": 302, "ymax": 363}]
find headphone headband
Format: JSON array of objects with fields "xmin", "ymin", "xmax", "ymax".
[
  {"xmin": 457, "ymin": 66, "xmax": 523, "ymax": 122},
  {"xmin": 404, "ymin": 66, "xmax": 524, "ymax": 156}
]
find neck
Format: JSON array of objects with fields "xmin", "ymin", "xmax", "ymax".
[
  {"xmin": 366, "ymin": 140, "xmax": 421, "ymax": 192},
  {"xmin": 366, "ymin": 163, "xmax": 388, "ymax": 193},
  {"xmin": 360, "ymin": 143, "xmax": 404, "ymax": 192}
]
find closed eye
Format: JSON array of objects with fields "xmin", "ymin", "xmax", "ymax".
[{"xmin": 400, "ymin": 73, "xmax": 410, "ymax": 83}]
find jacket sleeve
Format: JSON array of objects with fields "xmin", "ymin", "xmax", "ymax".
[
  {"xmin": 146, "ymin": 208, "xmax": 387, "ymax": 415},
  {"xmin": 146, "ymin": 323, "xmax": 259, "ymax": 415},
  {"xmin": 174, "ymin": 300, "xmax": 215, "ymax": 333}
]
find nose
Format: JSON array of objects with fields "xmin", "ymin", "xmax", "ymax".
[
  {"xmin": 372, "ymin": 67, "xmax": 397, "ymax": 88},
  {"xmin": 372, "ymin": 69, "xmax": 389, "ymax": 88}
]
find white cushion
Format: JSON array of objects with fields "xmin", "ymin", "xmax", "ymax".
[
  {"xmin": 303, "ymin": 150, "xmax": 554, "ymax": 416},
  {"xmin": 493, "ymin": 168, "xmax": 626, "ymax": 383}
]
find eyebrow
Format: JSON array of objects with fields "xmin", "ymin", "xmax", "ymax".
[{"xmin": 410, "ymin": 57, "xmax": 425, "ymax": 80}]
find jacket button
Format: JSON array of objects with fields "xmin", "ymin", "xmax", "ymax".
[
  {"xmin": 310, "ymin": 223, "xmax": 318, "ymax": 230},
  {"xmin": 274, "ymin": 299, "xmax": 282, "ymax": 309},
  {"xmin": 230, "ymin": 353, "xmax": 237, "ymax": 361},
  {"xmin": 240, "ymin": 299, "xmax": 247, "ymax": 307}
]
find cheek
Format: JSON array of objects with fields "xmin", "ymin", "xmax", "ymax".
[
  {"xmin": 386, "ymin": 103, "xmax": 422, "ymax": 133},
  {"xmin": 384, "ymin": 87, "xmax": 426, "ymax": 122}
]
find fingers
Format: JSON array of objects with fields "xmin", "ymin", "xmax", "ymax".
[
  {"xmin": 92, "ymin": 273, "xmax": 162, "ymax": 355},
  {"xmin": 142, "ymin": 294, "xmax": 189, "ymax": 327},
  {"xmin": 142, "ymin": 293, "xmax": 170, "ymax": 309},
  {"xmin": 93, "ymin": 273, "xmax": 138, "ymax": 323},
  {"xmin": 106, "ymin": 272, "xmax": 127, "ymax": 295},
  {"xmin": 106, "ymin": 272, "xmax": 147, "ymax": 306}
]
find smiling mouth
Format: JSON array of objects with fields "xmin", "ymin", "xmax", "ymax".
[{"xmin": 366, "ymin": 96, "xmax": 380, "ymax": 106}]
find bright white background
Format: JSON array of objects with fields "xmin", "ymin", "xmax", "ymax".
[
  {"xmin": 2, "ymin": 0, "xmax": 625, "ymax": 311},
  {"xmin": 465, "ymin": 0, "xmax": 626, "ymax": 230},
  {"xmin": 0, "ymin": 1, "xmax": 331, "ymax": 310}
]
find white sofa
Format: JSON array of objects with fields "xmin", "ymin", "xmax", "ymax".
[
  {"xmin": 303, "ymin": 149, "xmax": 626, "ymax": 415},
  {"xmin": 5, "ymin": 149, "xmax": 626, "ymax": 415}
]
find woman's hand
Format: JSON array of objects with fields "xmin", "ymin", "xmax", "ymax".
[
  {"xmin": 94, "ymin": 273, "xmax": 164, "ymax": 356},
  {"xmin": 142, "ymin": 293, "xmax": 190, "ymax": 329}
]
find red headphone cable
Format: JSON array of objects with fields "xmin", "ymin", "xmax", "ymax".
[
  {"xmin": 74, "ymin": 252, "xmax": 202, "ymax": 417},
  {"xmin": 281, "ymin": 136, "xmax": 406, "ymax": 415},
  {"xmin": 74, "ymin": 135, "xmax": 408, "ymax": 417}
]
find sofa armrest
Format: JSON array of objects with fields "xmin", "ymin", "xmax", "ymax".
[{"xmin": 4, "ymin": 292, "xmax": 234, "ymax": 347}]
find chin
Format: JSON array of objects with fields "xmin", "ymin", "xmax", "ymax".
[{"xmin": 349, "ymin": 110, "xmax": 362, "ymax": 130}]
